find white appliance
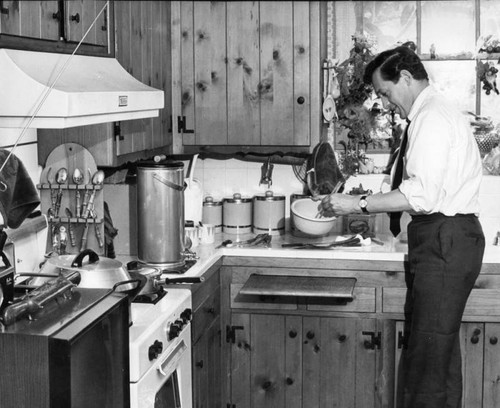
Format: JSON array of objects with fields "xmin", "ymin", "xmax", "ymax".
[{"xmin": 129, "ymin": 289, "xmax": 193, "ymax": 408}]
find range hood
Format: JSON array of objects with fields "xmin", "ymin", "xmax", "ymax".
[{"xmin": 0, "ymin": 48, "xmax": 164, "ymax": 129}]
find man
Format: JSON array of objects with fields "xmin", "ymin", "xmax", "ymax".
[{"xmin": 320, "ymin": 46, "xmax": 485, "ymax": 408}]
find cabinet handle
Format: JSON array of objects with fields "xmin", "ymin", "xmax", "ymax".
[
  {"xmin": 306, "ymin": 331, "xmax": 315, "ymax": 340},
  {"xmin": 286, "ymin": 377, "xmax": 294, "ymax": 385},
  {"xmin": 490, "ymin": 336, "xmax": 498, "ymax": 345},
  {"xmin": 205, "ymin": 307, "xmax": 215, "ymax": 314},
  {"xmin": 289, "ymin": 330, "xmax": 297, "ymax": 338},
  {"xmin": 471, "ymin": 328, "xmax": 481, "ymax": 344},
  {"xmin": 71, "ymin": 13, "xmax": 80, "ymax": 23},
  {"xmin": 52, "ymin": 10, "xmax": 61, "ymax": 21},
  {"xmin": 297, "ymin": 96, "xmax": 305, "ymax": 104},
  {"xmin": 338, "ymin": 334, "xmax": 347, "ymax": 343},
  {"xmin": 195, "ymin": 360, "xmax": 204, "ymax": 368}
]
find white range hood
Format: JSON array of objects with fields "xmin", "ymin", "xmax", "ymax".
[{"xmin": 0, "ymin": 48, "xmax": 164, "ymax": 129}]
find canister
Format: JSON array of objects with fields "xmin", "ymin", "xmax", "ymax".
[
  {"xmin": 137, "ymin": 160, "xmax": 185, "ymax": 268},
  {"xmin": 202, "ymin": 196, "xmax": 223, "ymax": 233},
  {"xmin": 222, "ymin": 193, "xmax": 253, "ymax": 234},
  {"xmin": 290, "ymin": 192, "xmax": 312, "ymax": 236},
  {"xmin": 253, "ymin": 191, "xmax": 285, "ymax": 235}
]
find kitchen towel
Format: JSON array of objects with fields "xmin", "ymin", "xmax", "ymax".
[{"xmin": 0, "ymin": 149, "xmax": 40, "ymax": 229}]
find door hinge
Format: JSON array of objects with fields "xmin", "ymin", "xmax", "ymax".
[
  {"xmin": 226, "ymin": 325, "xmax": 244, "ymax": 343},
  {"xmin": 362, "ymin": 331, "xmax": 382, "ymax": 350},
  {"xmin": 114, "ymin": 122, "xmax": 124, "ymax": 141},
  {"xmin": 398, "ymin": 330, "xmax": 409, "ymax": 349},
  {"xmin": 177, "ymin": 116, "xmax": 194, "ymax": 134},
  {"xmin": 227, "ymin": 404, "xmax": 236, "ymax": 408}
]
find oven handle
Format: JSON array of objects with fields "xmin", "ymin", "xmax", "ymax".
[{"xmin": 157, "ymin": 340, "xmax": 188, "ymax": 377}]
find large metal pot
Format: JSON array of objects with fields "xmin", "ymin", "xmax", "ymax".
[{"xmin": 34, "ymin": 249, "xmax": 145, "ymax": 296}]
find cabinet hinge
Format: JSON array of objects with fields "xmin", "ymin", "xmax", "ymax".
[
  {"xmin": 227, "ymin": 404, "xmax": 236, "ymax": 408},
  {"xmin": 362, "ymin": 331, "xmax": 382, "ymax": 350},
  {"xmin": 226, "ymin": 325, "xmax": 244, "ymax": 344},
  {"xmin": 114, "ymin": 122, "xmax": 124, "ymax": 141},
  {"xmin": 398, "ymin": 330, "xmax": 409, "ymax": 350},
  {"xmin": 177, "ymin": 116, "xmax": 194, "ymax": 134}
]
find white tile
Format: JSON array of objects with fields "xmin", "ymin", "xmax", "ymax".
[{"xmin": 203, "ymin": 158, "xmax": 226, "ymax": 170}]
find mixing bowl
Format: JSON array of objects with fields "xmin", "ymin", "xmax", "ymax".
[{"xmin": 291, "ymin": 198, "xmax": 337, "ymax": 236}]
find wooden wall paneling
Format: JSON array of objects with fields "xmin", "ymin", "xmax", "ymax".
[
  {"xmin": 292, "ymin": 1, "xmax": 310, "ymax": 146},
  {"xmin": 302, "ymin": 316, "xmax": 321, "ymax": 408},
  {"xmin": 179, "ymin": 1, "xmax": 195, "ymax": 146},
  {"xmin": 461, "ymin": 323, "xmax": 484, "ymax": 407},
  {"xmin": 65, "ymin": 0, "xmax": 83, "ymax": 43},
  {"xmin": 94, "ymin": 0, "xmax": 108, "ymax": 47},
  {"xmin": 251, "ymin": 314, "xmax": 285, "ymax": 408},
  {"xmin": 1, "ymin": 1, "xmax": 20, "ymax": 35},
  {"xmin": 193, "ymin": 1, "xmax": 228, "ymax": 145},
  {"xmin": 40, "ymin": 1, "xmax": 59, "ymax": 40},
  {"xmin": 311, "ymin": 1, "xmax": 322, "ymax": 147},
  {"xmin": 227, "ymin": 1, "xmax": 260, "ymax": 145},
  {"xmin": 231, "ymin": 313, "xmax": 251, "ymax": 408},
  {"xmin": 157, "ymin": 1, "xmax": 172, "ymax": 151},
  {"xmin": 82, "ymin": 124, "xmax": 114, "ymax": 166},
  {"xmin": 285, "ymin": 315, "xmax": 302, "ymax": 408},
  {"xmin": 259, "ymin": 1, "xmax": 293, "ymax": 145},
  {"xmin": 19, "ymin": 1, "xmax": 41, "ymax": 38},
  {"xmin": 81, "ymin": 0, "xmax": 98, "ymax": 45},
  {"xmin": 483, "ymin": 323, "xmax": 500, "ymax": 407},
  {"xmin": 141, "ymin": 1, "xmax": 153, "ymax": 151}
]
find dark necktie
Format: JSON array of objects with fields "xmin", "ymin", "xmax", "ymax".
[{"xmin": 390, "ymin": 120, "xmax": 410, "ymax": 237}]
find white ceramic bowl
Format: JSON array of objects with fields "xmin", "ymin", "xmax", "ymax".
[{"xmin": 291, "ymin": 198, "xmax": 337, "ymax": 236}]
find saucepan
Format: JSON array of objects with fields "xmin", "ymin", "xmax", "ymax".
[{"xmin": 31, "ymin": 249, "xmax": 146, "ymax": 299}]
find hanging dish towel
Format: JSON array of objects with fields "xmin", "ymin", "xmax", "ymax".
[{"xmin": 0, "ymin": 150, "xmax": 40, "ymax": 229}]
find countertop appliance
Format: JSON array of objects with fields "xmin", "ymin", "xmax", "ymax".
[
  {"xmin": 129, "ymin": 288, "xmax": 193, "ymax": 408},
  {"xmin": 0, "ymin": 287, "xmax": 130, "ymax": 408}
]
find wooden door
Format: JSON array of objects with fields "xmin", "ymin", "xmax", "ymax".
[
  {"xmin": 0, "ymin": 0, "xmax": 44, "ymax": 38},
  {"xmin": 483, "ymin": 323, "xmax": 500, "ymax": 407}
]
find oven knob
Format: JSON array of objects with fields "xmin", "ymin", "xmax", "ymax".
[
  {"xmin": 148, "ymin": 340, "xmax": 163, "ymax": 361},
  {"xmin": 168, "ymin": 322, "xmax": 182, "ymax": 340},
  {"xmin": 180, "ymin": 308, "xmax": 192, "ymax": 323},
  {"xmin": 174, "ymin": 319, "xmax": 185, "ymax": 329}
]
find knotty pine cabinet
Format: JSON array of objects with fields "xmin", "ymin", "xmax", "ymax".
[
  {"xmin": 0, "ymin": 0, "xmax": 112, "ymax": 56},
  {"xmin": 220, "ymin": 256, "xmax": 500, "ymax": 408},
  {"xmin": 38, "ymin": 1, "xmax": 173, "ymax": 167},
  {"xmin": 171, "ymin": 1, "xmax": 323, "ymax": 152}
]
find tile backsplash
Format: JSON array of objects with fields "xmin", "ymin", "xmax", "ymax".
[{"xmin": 189, "ymin": 157, "xmax": 500, "ymax": 245}]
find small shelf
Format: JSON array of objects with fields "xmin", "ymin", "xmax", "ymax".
[
  {"xmin": 239, "ymin": 274, "xmax": 357, "ymax": 300},
  {"xmin": 37, "ymin": 184, "xmax": 103, "ymax": 191},
  {"xmin": 49, "ymin": 217, "xmax": 103, "ymax": 224}
]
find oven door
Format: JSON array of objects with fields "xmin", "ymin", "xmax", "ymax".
[{"xmin": 130, "ymin": 326, "xmax": 192, "ymax": 408}]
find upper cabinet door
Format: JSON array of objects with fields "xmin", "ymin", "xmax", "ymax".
[
  {"xmin": 0, "ymin": 0, "xmax": 113, "ymax": 56},
  {"xmin": 175, "ymin": 1, "xmax": 321, "ymax": 150}
]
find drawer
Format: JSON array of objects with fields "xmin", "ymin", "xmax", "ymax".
[
  {"xmin": 383, "ymin": 288, "xmax": 500, "ymax": 317},
  {"xmin": 192, "ymin": 287, "xmax": 221, "ymax": 344},
  {"xmin": 231, "ymin": 283, "xmax": 298, "ymax": 310},
  {"xmin": 307, "ymin": 287, "xmax": 376, "ymax": 313}
]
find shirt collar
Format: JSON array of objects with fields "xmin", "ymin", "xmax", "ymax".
[{"xmin": 407, "ymin": 84, "xmax": 433, "ymax": 123}]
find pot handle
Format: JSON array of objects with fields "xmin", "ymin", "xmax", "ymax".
[
  {"xmin": 71, "ymin": 248, "xmax": 100, "ymax": 268},
  {"xmin": 152, "ymin": 173, "xmax": 187, "ymax": 191}
]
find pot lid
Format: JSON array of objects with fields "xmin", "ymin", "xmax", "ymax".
[
  {"xmin": 254, "ymin": 190, "xmax": 285, "ymax": 201},
  {"xmin": 203, "ymin": 196, "xmax": 222, "ymax": 206},
  {"xmin": 223, "ymin": 193, "xmax": 252, "ymax": 203}
]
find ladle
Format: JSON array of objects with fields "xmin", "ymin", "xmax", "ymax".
[
  {"xmin": 82, "ymin": 170, "xmax": 105, "ymax": 218},
  {"xmin": 72, "ymin": 168, "xmax": 84, "ymax": 217},
  {"xmin": 54, "ymin": 167, "xmax": 68, "ymax": 217}
]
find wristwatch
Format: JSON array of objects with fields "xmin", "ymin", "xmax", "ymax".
[{"xmin": 359, "ymin": 195, "xmax": 369, "ymax": 213}]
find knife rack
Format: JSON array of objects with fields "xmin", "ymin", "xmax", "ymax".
[{"xmin": 37, "ymin": 143, "xmax": 104, "ymax": 256}]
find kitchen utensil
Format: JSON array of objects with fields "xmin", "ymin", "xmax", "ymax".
[
  {"xmin": 80, "ymin": 168, "xmax": 92, "ymax": 217},
  {"xmin": 184, "ymin": 154, "xmax": 203, "ymax": 225},
  {"xmin": 202, "ymin": 196, "xmax": 223, "ymax": 233},
  {"xmin": 322, "ymin": 59, "xmax": 338, "ymax": 122},
  {"xmin": 82, "ymin": 169, "xmax": 104, "ymax": 218},
  {"xmin": 72, "ymin": 168, "xmax": 84, "ymax": 217},
  {"xmin": 219, "ymin": 233, "xmax": 272, "ymax": 248},
  {"xmin": 185, "ymin": 227, "xmax": 199, "ymax": 248},
  {"xmin": 291, "ymin": 198, "xmax": 337, "ymax": 236},
  {"xmin": 35, "ymin": 249, "xmax": 142, "ymax": 294},
  {"xmin": 281, "ymin": 235, "xmax": 361, "ymax": 249},
  {"xmin": 92, "ymin": 210, "xmax": 104, "ymax": 248},
  {"xmin": 314, "ymin": 180, "xmax": 345, "ymax": 217},
  {"xmin": 54, "ymin": 167, "xmax": 68, "ymax": 217},
  {"xmin": 222, "ymin": 193, "xmax": 253, "ymax": 234},
  {"xmin": 65, "ymin": 207, "xmax": 77, "ymax": 247},
  {"xmin": 200, "ymin": 224, "xmax": 215, "ymax": 244},
  {"xmin": 137, "ymin": 160, "xmax": 186, "ymax": 268},
  {"xmin": 252, "ymin": 191, "xmax": 285, "ymax": 235},
  {"xmin": 80, "ymin": 218, "xmax": 89, "ymax": 252}
]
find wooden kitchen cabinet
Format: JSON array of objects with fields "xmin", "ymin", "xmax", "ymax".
[
  {"xmin": 190, "ymin": 261, "xmax": 223, "ymax": 408},
  {"xmin": 171, "ymin": 1, "xmax": 323, "ymax": 152},
  {"xmin": 0, "ymin": 0, "xmax": 112, "ymax": 56},
  {"xmin": 38, "ymin": 1, "xmax": 173, "ymax": 167}
]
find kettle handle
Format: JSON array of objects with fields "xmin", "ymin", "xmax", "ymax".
[
  {"xmin": 71, "ymin": 248, "xmax": 100, "ymax": 267},
  {"xmin": 152, "ymin": 173, "xmax": 187, "ymax": 191}
]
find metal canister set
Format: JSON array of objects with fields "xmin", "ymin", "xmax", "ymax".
[{"xmin": 201, "ymin": 191, "xmax": 311, "ymax": 237}]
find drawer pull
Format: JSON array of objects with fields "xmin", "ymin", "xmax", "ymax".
[
  {"xmin": 306, "ymin": 330, "xmax": 315, "ymax": 340},
  {"xmin": 289, "ymin": 330, "xmax": 297, "ymax": 338},
  {"xmin": 195, "ymin": 360, "xmax": 204, "ymax": 368},
  {"xmin": 490, "ymin": 336, "xmax": 498, "ymax": 345},
  {"xmin": 471, "ymin": 328, "xmax": 481, "ymax": 344}
]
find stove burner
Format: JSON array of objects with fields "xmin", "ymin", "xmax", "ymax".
[{"xmin": 133, "ymin": 286, "xmax": 167, "ymax": 305}]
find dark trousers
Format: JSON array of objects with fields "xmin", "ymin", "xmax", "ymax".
[{"xmin": 400, "ymin": 213, "xmax": 485, "ymax": 408}]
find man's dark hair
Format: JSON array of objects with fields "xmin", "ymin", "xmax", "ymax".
[{"xmin": 363, "ymin": 45, "xmax": 428, "ymax": 85}]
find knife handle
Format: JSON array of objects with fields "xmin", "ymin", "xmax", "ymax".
[
  {"xmin": 68, "ymin": 223, "xmax": 76, "ymax": 247},
  {"xmin": 80, "ymin": 222, "xmax": 89, "ymax": 252},
  {"xmin": 75, "ymin": 190, "xmax": 81, "ymax": 218},
  {"xmin": 94, "ymin": 222, "xmax": 104, "ymax": 248}
]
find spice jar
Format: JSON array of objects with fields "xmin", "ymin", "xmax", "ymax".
[
  {"xmin": 222, "ymin": 193, "xmax": 253, "ymax": 234},
  {"xmin": 253, "ymin": 191, "xmax": 285, "ymax": 235},
  {"xmin": 202, "ymin": 196, "xmax": 223, "ymax": 233}
]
